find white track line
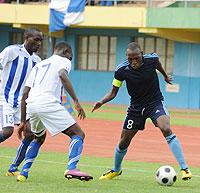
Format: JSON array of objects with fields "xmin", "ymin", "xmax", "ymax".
[{"xmin": 0, "ymin": 155, "xmax": 200, "ymax": 178}]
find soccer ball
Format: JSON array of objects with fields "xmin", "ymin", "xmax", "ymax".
[{"xmin": 155, "ymin": 165, "xmax": 177, "ymax": 186}]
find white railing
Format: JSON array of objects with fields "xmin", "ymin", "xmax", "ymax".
[
  {"xmin": 101, "ymin": 0, "xmax": 200, "ymax": 8},
  {"xmin": 10, "ymin": 0, "xmax": 200, "ymax": 8}
]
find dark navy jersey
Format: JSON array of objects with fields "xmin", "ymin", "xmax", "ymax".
[{"xmin": 113, "ymin": 53, "xmax": 163, "ymax": 107}]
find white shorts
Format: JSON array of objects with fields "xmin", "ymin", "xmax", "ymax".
[
  {"xmin": 0, "ymin": 101, "xmax": 21, "ymax": 130},
  {"xmin": 27, "ymin": 102, "xmax": 76, "ymax": 137}
]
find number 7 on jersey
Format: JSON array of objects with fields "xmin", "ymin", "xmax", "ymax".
[{"xmin": 33, "ymin": 63, "xmax": 51, "ymax": 87}]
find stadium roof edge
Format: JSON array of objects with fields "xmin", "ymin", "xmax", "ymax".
[{"xmin": 0, "ymin": 4, "xmax": 200, "ymax": 42}]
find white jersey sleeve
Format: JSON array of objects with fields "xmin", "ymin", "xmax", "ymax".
[
  {"xmin": 25, "ymin": 67, "xmax": 36, "ymax": 88},
  {"xmin": 0, "ymin": 69, "xmax": 2, "ymax": 82},
  {"xmin": 0, "ymin": 46, "xmax": 11, "ymax": 69},
  {"xmin": 33, "ymin": 53, "xmax": 42, "ymax": 63},
  {"xmin": 58, "ymin": 58, "xmax": 71, "ymax": 74}
]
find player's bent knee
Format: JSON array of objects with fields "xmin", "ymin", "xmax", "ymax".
[
  {"xmin": 72, "ymin": 129, "xmax": 85, "ymax": 139},
  {"xmin": 34, "ymin": 133, "xmax": 46, "ymax": 145},
  {"xmin": 2, "ymin": 127, "xmax": 14, "ymax": 140},
  {"xmin": 24, "ymin": 131, "xmax": 34, "ymax": 141},
  {"xmin": 63, "ymin": 123, "xmax": 85, "ymax": 139},
  {"xmin": 79, "ymin": 130, "xmax": 85, "ymax": 139}
]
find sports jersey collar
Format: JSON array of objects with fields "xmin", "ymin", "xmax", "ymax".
[
  {"xmin": 128, "ymin": 59, "xmax": 144, "ymax": 70},
  {"xmin": 140, "ymin": 56, "xmax": 145, "ymax": 67},
  {"xmin": 21, "ymin": 44, "xmax": 33, "ymax": 57},
  {"xmin": 53, "ymin": 54, "xmax": 71, "ymax": 63},
  {"xmin": 142, "ymin": 56, "xmax": 145, "ymax": 63}
]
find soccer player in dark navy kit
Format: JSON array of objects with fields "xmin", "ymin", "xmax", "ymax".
[{"xmin": 92, "ymin": 42, "xmax": 192, "ymax": 181}]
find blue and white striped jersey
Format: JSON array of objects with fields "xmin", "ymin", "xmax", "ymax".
[{"xmin": 0, "ymin": 44, "xmax": 41, "ymax": 107}]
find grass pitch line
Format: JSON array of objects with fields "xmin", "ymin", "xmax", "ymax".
[
  {"xmin": 1, "ymin": 155, "xmax": 200, "ymax": 178},
  {"xmin": 0, "ymin": 155, "xmax": 152, "ymax": 173}
]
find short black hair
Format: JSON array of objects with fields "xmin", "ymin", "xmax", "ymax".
[
  {"xmin": 127, "ymin": 42, "xmax": 141, "ymax": 51},
  {"xmin": 54, "ymin": 41, "xmax": 71, "ymax": 52},
  {"xmin": 24, "ymin": 28, "xmax": 42, "ymax": 39}
]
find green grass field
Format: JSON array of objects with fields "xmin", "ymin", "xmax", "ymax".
[
  {"xmin": 0, "ymin": 147, "xmax": 200, "ymax": 193},
  {"xmin": 0, "ymin": 105, "xmax": 199, "ymax": 193},
  {"xmin": 82, "ymin": 104, "xmax": 200, "ymax": 128}
]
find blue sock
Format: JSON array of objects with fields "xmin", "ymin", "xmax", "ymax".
[
  {"xmin": 20, "ymin": 140, "xmax": 40, "ymax": 178},
  {"xmin": 166, "ymin": 133, "xmax": 188, "ymax": 170},
  {"xmin": 0, "ymin": 131, "xmax": 5, "ymax": 143},
  {"xmin": 107, "ymin": 1, "xmax": 113, "ymax": 6},
  {"xmin": 100, "ymin": 1, "xmax": 106, "ymax": 6},
  {"xmin": 9, "ymin": 139, "xmax": 31, "ymax": 172},
  {"xmin": 67, "ymin": 136, "xmax": 83, "ymax": 170},
  {"xmin": 113, "ymin": 145, "xmax": 127, "ymax": 172}
]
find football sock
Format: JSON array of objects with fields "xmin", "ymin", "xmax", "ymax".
[
  {"xmin": 113, "ymin": 145, "xmax": 127, "ymax": 172},
  {"xmin": 166, "ymin": 133, "xmax": 188, "ymax": 170},
  {"xmin": 67, "ymin": 135, "xmax": 83, "ymax": 170},
  {"xmin": 0, "ymin": 131, "xmax": 5, "ymax": 143},
  {"xmin": 100, "ymin": 1, "xmax": 106, "ymax": 6},
  {"xmin": 20, "ymin": 140, "xmax": 40, "ymax": 178},
  {"xmin": 9, "ymin": 139, "xmax": 31, "ymax": 171},
  {"xmin": 106, "ymin": 1, "xmax": 113, "ymax": 6}
]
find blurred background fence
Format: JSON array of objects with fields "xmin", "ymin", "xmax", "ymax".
[{"xmin": 1, "ymin": 0, "xmax": 200, "ymax": 8}]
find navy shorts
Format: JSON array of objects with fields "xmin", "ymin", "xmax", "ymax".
[{"xmin": 123, "ymin": 101, "xmax": 169, "ymax": 130}]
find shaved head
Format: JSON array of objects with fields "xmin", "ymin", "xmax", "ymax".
[
  {"xmin": 126, "ymin": 42, "xmax": 143, "ymax": 70},
  {"xmin": 54, "ymin": 41, "xmax": 73, "ymax": 61},
  {"xmin": 24, "ymin": 28, "xmax": 42, "ymax": 39},
  {"xmin": 127, "ymin": 42, "xmax": 141, "ymax": 51}
]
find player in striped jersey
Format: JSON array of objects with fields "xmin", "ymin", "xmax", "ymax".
[
  {"xmin": 0, "ymin": 28, "xmax": 43, "ymax": 176},
  {"xmin": 92, "ymin": 42, "xmax": 192, "ymax": 181}
]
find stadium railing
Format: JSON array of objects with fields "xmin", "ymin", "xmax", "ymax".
[
  {"xmin": 88, "ymin": 0, "xmax": 200, "ymax": 8},
  {"xmin": 2, "ymin": 0, "xmax": 200, "ymax": 8}
]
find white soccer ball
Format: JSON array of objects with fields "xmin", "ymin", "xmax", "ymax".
[{"xmin": 155, "ymin": 165, "xmax": 177, "ymax": 186}]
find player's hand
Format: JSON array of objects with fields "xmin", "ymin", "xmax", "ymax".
[
  {"xmin": 165, "ymin": 75, "xmax": 173, "ymax": 84},
  {"xmin": 74, "ymin": 101, "xmax": 86, "ymax": 120},
  {"xmin": 92, "ymin": 101, "xmax": 103, "ymax": 112},
  {"xmin": 17, "ymin": 122, "xmax": 27, "ymax": 140}
]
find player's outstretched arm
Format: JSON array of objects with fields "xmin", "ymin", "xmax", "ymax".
[
  {"xmin": 92, "ymin": 86, "xmax": 119, "ymax": 112},
  {"xmin": 156, "ymin": 62, "xmax": 172, "ymax": 84},
  {"xmin": 59, "ymin": 69, "xmax": 86, "ymax": 120},
  {"xmin": 18, "ymin": 86, "xmax": 31, "ymax": 140}
]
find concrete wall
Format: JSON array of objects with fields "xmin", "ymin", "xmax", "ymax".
[
  {"xmin": 69, "ymin": 71, "xmax": 200, "ymax": 109},
  {"xmin": 1, "ymin": 26, "xmax": 200, "ymax": 109},
  {"xmin": 169, "ymin": 42, "xmax": 200, "ymax": 108},
  {"xmin": 65, "ymin": 29, "xmax": 200, "ymax": 109},
  {"xmin": 0, "ymin": 25, "xmax": 12, "ymax": 51}
]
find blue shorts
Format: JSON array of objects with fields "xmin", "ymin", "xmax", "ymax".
[{"xmin": 123, "ymin": 101, "xmax": 169, "ymax": 130}]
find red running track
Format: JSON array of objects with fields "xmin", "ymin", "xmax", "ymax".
[{"xmin": 1, "ymin": 118, "xmax": 200, "ymax": 167}]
